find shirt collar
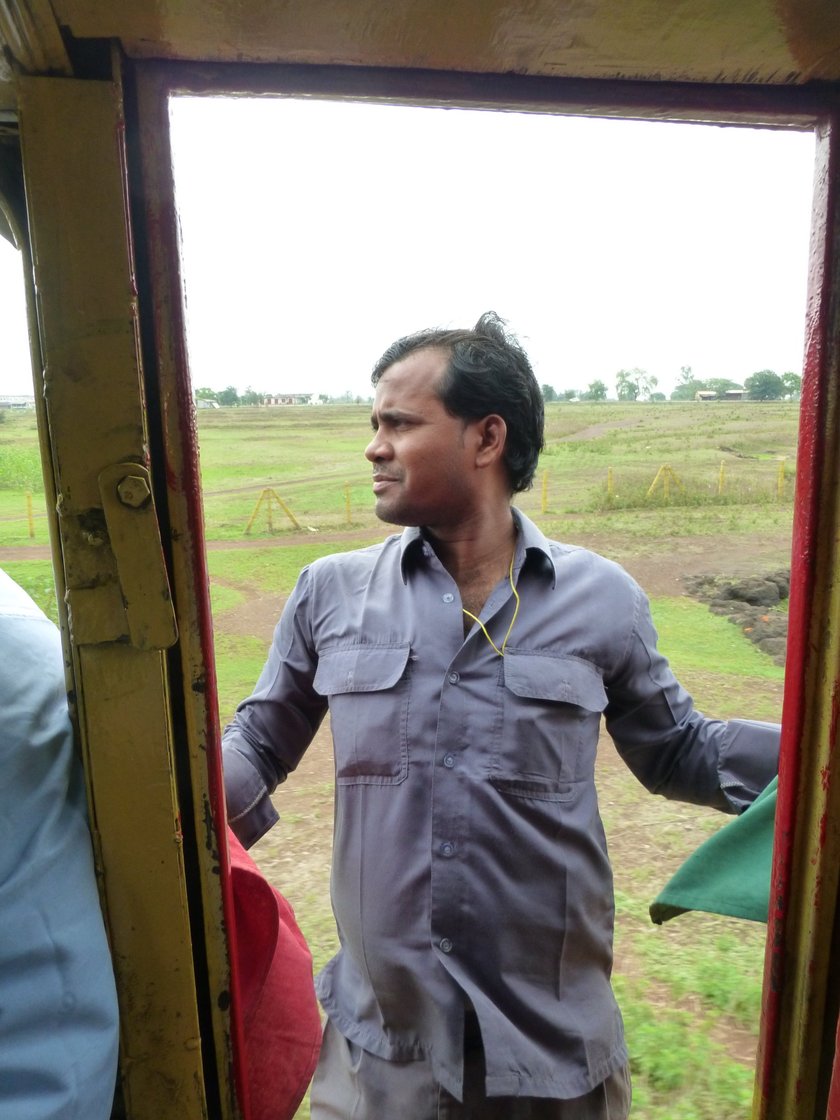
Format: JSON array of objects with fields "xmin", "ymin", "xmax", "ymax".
[
  {"xmin": 398, "ymin": 510, "xmax": 557, "ymax": 588},
  {"xmin": 511, "ymin": 509, "xmax": 557, "ymax": 588},
  {"xmin": 398, "ymin": 526, "xmax": 427, "ymax": 583}
]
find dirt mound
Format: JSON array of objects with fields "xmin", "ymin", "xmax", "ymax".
[{"xmin": 683, "ymin": 570, "xmax": 790, "ymax": 665}]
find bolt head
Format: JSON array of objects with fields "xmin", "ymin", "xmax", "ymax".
[{"xmin": 117, "ymin": 474, "xmax": 151, "ymax": 508}]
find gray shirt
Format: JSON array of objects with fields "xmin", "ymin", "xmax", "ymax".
[{"xmin": 223, "ymin": 511, "xmax": 779, "ymax": 1100}]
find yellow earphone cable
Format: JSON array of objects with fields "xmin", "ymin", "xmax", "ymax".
[{"xmin": 462, "ymin": 552, "xmax": 520, "ymax": 657}]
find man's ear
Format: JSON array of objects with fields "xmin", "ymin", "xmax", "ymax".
[{"xmin": 474, "ymin": 414, "xmax": 508, "ymax": 470}]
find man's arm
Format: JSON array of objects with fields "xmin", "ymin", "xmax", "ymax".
[
  {"xmin": 223, "ymin": 568, "xmax": 328, "ymax": 847},
  {"xmin": 604, "ymin": 585, "xmax": 780, "ymax": 814}
]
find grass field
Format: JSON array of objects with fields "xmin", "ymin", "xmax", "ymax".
[{"xmin": 0, "ymin": 400, "xmax": 797, "ymax": 1118}]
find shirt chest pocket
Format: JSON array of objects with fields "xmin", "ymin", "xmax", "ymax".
[
  {"xmin": 313, "ymin": 644, "xmax": 411, "ymax": 785},
  {"xmin": 495, "ymin": 652, "xmax": 608, "ymax": 784}
]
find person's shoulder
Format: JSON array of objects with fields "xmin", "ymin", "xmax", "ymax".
[
  {"xmin": 306, "ymin": 535, "xmax": 402, "ymax": 578},
  {"xmin": 0, "ymin": 568, "xmax": 52, "ymax": 626},
  {"xmin": 517, "ymin": 513, "xmax": 638, "ymax": 594},
  {"xmin": 546, "ymin": 536, "xmax": 637, "ymax": 579},
  {"xmin": 542, "ymin": 537, "xmax": 643, "ymax": 601}
]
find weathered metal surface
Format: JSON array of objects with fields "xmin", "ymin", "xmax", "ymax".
[
  {"xmin": 17, "ymin": 75, "xmax": 209, "ymax": 1118},
  {"xmin": 38, "ymin": 0, "xmax": 840, "ymax": 82},
  {"xmin": 2, "ymin": 0, "xmax": 840, "ymax": 114},
  {"xmin": 754, "ymin": 116, "xmax": 840, "ymax": 1120},
  {"xmin": 99, "ymin": 461, "xmax": 178, "ymax": 650},
  {"xmin": 130, "ymin": 61, "xmax": 243, "ymax": 1117}
]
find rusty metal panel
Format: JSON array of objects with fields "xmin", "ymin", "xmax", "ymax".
[
  {"xmin": 17, "ymin": 75, "xmax": 209, "ymax": 1118},
  {"xmin": 754, "ymin": 115, "xmax": 840, "ymax": 1120}
]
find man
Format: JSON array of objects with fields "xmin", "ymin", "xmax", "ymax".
[
  {"xmin": 223, "ymin": 312, "xmax": 779, "ymax": 1118},
  {"xmin": 0, "ymin": 569, "xmax": 119, "ymax": 1119}
]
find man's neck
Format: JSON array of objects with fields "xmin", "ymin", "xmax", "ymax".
[{"xmin": 425, "ymin": 504, "xmax": 517, "ymax": 615}]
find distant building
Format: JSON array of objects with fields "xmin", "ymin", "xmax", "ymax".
[
  {"xmin": 195, "ymin": 398, "xmax": 220, "ymax": 409},
  {"xmin": 694, "ymin": 390, "xmax": 717, "ymax": 401},
  {"xmin": 724, "ymin": 389, "xmax": 745, "ymax": 400},
  {"xmin": 0, "ymin": 394, "xmax": 35, "ymax": 409},
  {"xmin": 263, "ymin": 393, "xmax": 315, "ymax": 406}
]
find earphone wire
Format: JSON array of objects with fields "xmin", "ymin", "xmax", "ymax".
[{"xmin": 462, "ymin": 552, "xmax": 520, "ymax": 657}]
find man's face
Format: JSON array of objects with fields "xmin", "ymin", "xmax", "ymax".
[{"xmin": 364, "ymin": 347, "xmax": 479, "ymax": 530}]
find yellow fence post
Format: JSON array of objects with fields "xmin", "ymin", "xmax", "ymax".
[
  {"xmin": 245, "ymin": 488, "xmax": 301, "ymax": 533},
  {"xmin": 647, "ymin": 465, "xmax": 665, "ymax": 498},
  {"xmin": 647, "ymin": 464, "xmax": 684, "ymax": 502},
  {"xmin": 244, "ymin": 490, "xmax": 266, "ymax": 535},
  {"xmin": 272, "ymin": 490, "xmax": 302, "ymax": 530},
  {"xmin": 718, "ymin": 461, "xmax": 726, "ymax": 496},
  {"xmin": 26, "ymin": 490, "xmax": 35, "ymax": 538}
]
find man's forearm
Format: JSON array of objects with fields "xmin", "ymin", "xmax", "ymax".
[{"xmin": 223, "ymin": 732, "xmax": 283, "ymax": 848}]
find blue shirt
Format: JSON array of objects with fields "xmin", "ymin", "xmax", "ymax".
[
  {"xmin": 223, "ymin": 511, "xmax": 779, "ymax": 1100},
  {"xmin": 0, "ymin": 570, "xmax": 119, "ymax": 1119}
]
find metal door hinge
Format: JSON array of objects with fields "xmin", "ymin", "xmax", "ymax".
[{"xmin": 88, "ymin": 461, "xmax": 179, "ymax": 650}]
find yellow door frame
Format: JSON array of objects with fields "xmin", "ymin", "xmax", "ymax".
[{"xmin": 16, "ymin": 63, "xmax": 240, "ymax": 1120}]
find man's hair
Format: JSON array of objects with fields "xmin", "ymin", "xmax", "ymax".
[{"xmin": 371, "ymin": 312, "xmax": 545, "ymax": 493}]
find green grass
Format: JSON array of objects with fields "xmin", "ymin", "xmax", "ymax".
[
  {"xmin": 208, "ymin": 583, "xmax": 247, "ymax": 616},
  {"xmin": 0, "ymin": 400, "xmax": 800, "ymax": 547},
  {"xmin": 0, "ymin": 411, "xmax": 44, "ymax": 491},
  {"xmin": 213, "ymin": 633, "xmax": 275, "ymax": 723},
  {"xmin": 591, "ymin": 472, "xmax": 792, "ymax": 511},
  {"xmin": 0, "ymin": 488, "xmax": 51, "ymax": 546},
  {"xmin": 650, "ymin": 596, "xmax": 785, "ymax": 680},
  {"xmin": 640, "ymin": 928, "xmax": 764, "ymax": 1027},
  {"xmin": 206, "ymin": 539, "xmax": 377, "ymax": 596},
  {"xmin": 0, "ymin": 444, "xmax": 44, "ymax": 490},
  {"xmin": 615, "ymin": 973, "xmax": 756, "ymax": 1118}
]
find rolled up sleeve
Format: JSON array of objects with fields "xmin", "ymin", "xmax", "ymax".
[
  {"xmin": 718, "ymin": 719, "xmax": 780, "ymax": 812},
  {"xmin": 224, "ymin": 738, "xmax": 280, "ymax": 848},
  {"xmin": 605, "ymin": 584, "xmax": 780, "ymax": 814},
  {"xmin": 222, "ymin": 568, "xmax": 327, "ymax": 848}
]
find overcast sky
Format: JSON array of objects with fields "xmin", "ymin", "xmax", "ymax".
[{"xmin": 1, "ymin": 98, "xmax": 816, "ymax": 399}]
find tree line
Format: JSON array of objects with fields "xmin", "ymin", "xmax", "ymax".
[
  {"xmin": 193, "ymin": 387, "xmax": 372, "ymax": 406},
  {"xmin": 196, "ymin": 368, "xmax": 802, "ymax": 409},
  {"xmin": 540, "ymin": 367, "xmax": 802, "ymax": 403}
]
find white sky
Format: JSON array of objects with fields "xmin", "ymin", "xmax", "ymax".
[{"xmin": 1, "ymin": 98, "xmax": 816, "ymax": 399}]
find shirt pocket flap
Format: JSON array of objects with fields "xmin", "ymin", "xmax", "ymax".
[
  {"xmin": 503, "ymin": 653, "xmax": 607, "ymax": 713},
  {"xmin": 314, "ymin": 644, "xmax": 411, "ymax": 696}
]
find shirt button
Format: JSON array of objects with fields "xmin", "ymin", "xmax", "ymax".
[
  {"xmin": 442, "ymin": 592, "xmax": 455, "ymax": 603},
  {"xmin": 439, "ymin": 938, "xmax": 454, "ymax": 954},
  {"xmin": 448, "ymin": 671, "xmax": 460, "ymax": 684},
  {"xmin": 443, "ymin": 753, "xmax": 455, "ymax": 768},
  {"xmin": 440, "ymin": 841, "xmax": 455, "ymax": 858}
]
